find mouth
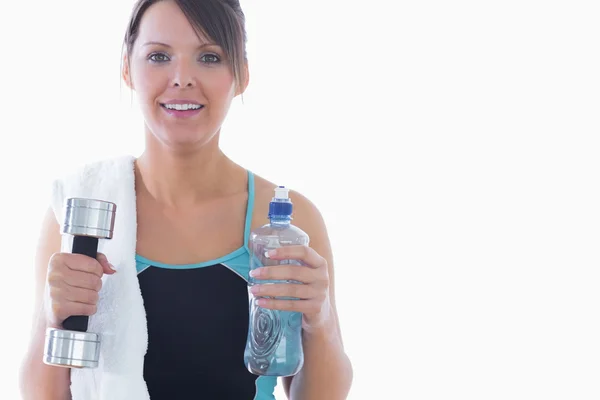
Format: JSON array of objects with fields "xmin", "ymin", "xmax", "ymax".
[{"xmin": 160, "ymin": 102, "xmax": 205, "ymax": 118}]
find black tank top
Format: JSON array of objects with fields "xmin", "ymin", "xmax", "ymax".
[{"xmin": 135, "ymin": 171, "xmax": 277, "ymax": 399}]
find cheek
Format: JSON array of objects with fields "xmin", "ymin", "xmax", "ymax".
[
  {"xmin": 201, "ymin": 71, "xmax": 235, "ymax": 99},
  {"xmin": 132, "ymin": 65, "xmax": 164, "ymax": 103}
]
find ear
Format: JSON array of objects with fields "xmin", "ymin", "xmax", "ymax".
[
  {"xmin": 235, "ymin": 62, "xmax": 250, "ymax": 96},
  {"xmin": 122, "ymin": 53, "xmax": 134, "ymax": 90}
]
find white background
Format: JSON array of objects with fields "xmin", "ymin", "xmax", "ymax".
[{"xmin": 1, "ymin": 0, "xmax": 599, "ymax": 399}]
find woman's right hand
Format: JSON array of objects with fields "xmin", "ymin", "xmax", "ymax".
[{"xmin": 45, "ymin": 252, "xmax": 116, "ymax": 328}]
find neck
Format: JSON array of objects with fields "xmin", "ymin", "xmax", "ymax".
[{"xmin": 135, "ymin": 130, "xmax": 242, "ymax": 208}]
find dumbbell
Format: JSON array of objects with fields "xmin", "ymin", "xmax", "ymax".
[{"xmin": 43, "ymin": 198, "xmax": 117, "ymax": 368}]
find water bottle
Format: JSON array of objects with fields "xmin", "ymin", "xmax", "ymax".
[{"xmin": 244, "ymin": 186, "xmax": 309, "ymax": 376}]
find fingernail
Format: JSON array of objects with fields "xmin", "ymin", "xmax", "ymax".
[
  {"xmin": 249, "ymin": 269, "xmax": 259, "ymax": 277},
  {"xmin": 250, "ymin": 285, "xmax": 260, "ymax": 294},
  {"xmin": 267, "ymin": 249, "xmax": 277, "ymax": 258},
  {"xmin": 108, "ymin": 263, "xmax": 117, "ymax": 272}
]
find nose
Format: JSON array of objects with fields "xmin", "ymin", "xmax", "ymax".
[{"xmin": 171, "ymin": 61, "xmax": 196, "ymax": 88}]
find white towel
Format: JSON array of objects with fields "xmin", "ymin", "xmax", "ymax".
[{"xmin": 51, "ymin": 155, "xmax": 151, "ymax": 400}]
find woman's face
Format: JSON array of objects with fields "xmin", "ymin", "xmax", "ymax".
[{"xmin": 124, "ymin": 0, "xmax": 245, "ymax": 150}]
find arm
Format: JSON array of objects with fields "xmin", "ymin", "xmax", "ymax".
[
  {"xmin": 19, "ymin": 207, "xmax": 72, "ymax": 400},
  {"xmin": 281, "ymin": 192, "xmax": 353, "ymax": 399}
]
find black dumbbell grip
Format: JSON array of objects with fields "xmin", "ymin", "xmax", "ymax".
[{"xmin": 62, "ymin": 235, "xmax": 99, "ymax": 332}]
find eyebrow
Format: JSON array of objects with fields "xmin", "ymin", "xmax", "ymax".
[{"xmin": 142, "ymin": 41, "xmax": 216, "ymax": 48}]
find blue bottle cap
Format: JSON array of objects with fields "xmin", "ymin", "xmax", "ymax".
[{"xmin": 269, "ymin": 186, "xmax": 293, "ymax": 217}]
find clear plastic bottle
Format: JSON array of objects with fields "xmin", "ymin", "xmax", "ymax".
[{"xmin": 244, "ymin": 186, "xmax": 309, "ymax": 376}]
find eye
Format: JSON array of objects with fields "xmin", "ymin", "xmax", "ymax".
[
  {"xmin": 200, "ymin": 53, "xmax": 221, "ymax": 64},
  {"xmin": 148, "ymin": 52, "xmax": 170, "ymax": 63}
]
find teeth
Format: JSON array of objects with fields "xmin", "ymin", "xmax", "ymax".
[{"xmin": 163, "ymin": 103, "xmax": 202, "ymax": 111}]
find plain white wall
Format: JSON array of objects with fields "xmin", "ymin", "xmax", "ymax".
[{"xmin": 1, "ymin": 0, "xmax": 599, "ymax": 399}]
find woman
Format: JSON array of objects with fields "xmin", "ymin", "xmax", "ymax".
[{"xmin": 19, "ymin": 0, "xmax": 353, "ymax": 399}]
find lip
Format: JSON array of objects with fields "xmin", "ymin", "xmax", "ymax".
[
  {"xmin": 160, "ymin": 102, "xmax": 204, "ymax": 118},
  {"xmin": 161, "ymin": 99, "xmax": 203, "ymax": 105}
]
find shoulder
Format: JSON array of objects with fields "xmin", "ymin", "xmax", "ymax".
[
  {"xmin": 52, "ymin": 154, "xmax": 135, "ymax": 188},
  {"xmin": 50, "ymin": 154, "xmax": 136, "ymax": 222}
]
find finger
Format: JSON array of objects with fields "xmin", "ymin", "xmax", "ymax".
[
  {"xmin": 96, "ymin": 252, "xmax": 117, "ymax": 275},
  {"xmin": 62, "ymin": 271, "xmax": 103, "ymax": 292},
  {"xmin": 250, "ymin": 265, "xmax": 318, "ymax": 283},
  {"xmin": 60, "ymin": 253, "xmax": 104, "ymax": 277},
  {"xmin": 52, "ymin": 285, "xmax": 99, "ymax": 305},
  {"xmin": 250, "ymin": 283, "xmax": 316, "ymax": 300},
  {"xmin": 266, "ymin": 245, "xmax": 326, "ymax": 269},
  {"xmin": 256, "ymin": 297, "xmax": 321, "ymax": 314},
  {"xmin": 65, "ymin": 286, "xmax": 100, "ymax": 305},
  {"xmin": 53, "ymin": 301, "xmax": 98, "ymax": 321}
]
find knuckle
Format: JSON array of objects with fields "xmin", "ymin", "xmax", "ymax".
[
  {"xmin": 288, "ymin": 300, "xmax": 299, "ymax": 312},
  {"xmin": 262, "ymin": 267, "xmax": 273, "ymax": 279},
  {"xmin": 288, "ymin": 267, "xmax": 299, "ymax": 278},
  {"xmin": 90, "ymin": 259, "xmax": 103, "ymax": 276},
  {"xmin": 78, "ymin": 289, "xmax": 91, "ymax": 304},
  {"xmin": 52, "ymin": 301, "xmax": 68, "ymax": 320},
  {"xmin": 76, "ymin": 304, "xmax": 88, "ymax": 316},
  {"xmin": 48, "ymin": 252, "xmax": 63, "ymax": 267},
  {"xmin": 51, "ymin": 301, "xmax": 61, "ymax": 316},
  {"xmin": 292, "ymin": 285, "xmax": 303, "ymax": 298},
  {"xmin": 49, "ymin": 286, "xmax": 62, "ymax": 301},
  {"xmin": 260, "ymin": 284, "xmax": 272, "ymax": 296},
  {"xmin": 89, "ymin": 275, "xmax": 102, "ymax": 291},
  {"xmin": 84, "ymin": 304, "xmax": 97, "ymax": 316},
  {"xmin": 47, "ymin": 271, "xmax": 60, "ymax": 286},
  {"xmin": 276, "ymin": 285, "xmax": 287, "ymax": 297},
  {"xmin": 314, "ymin": 304, "xmax": 322, "ymax": 315},
  {"xmin": 48, "ymin": 255, "xmax": 68, "ymax": 276},
  {"xmin": 305, "ymin": 286, "xmax": 317, "ymax": 299},
  {"xmin": 309, "ymin": 302, "xmax": 321, "ymax": 314},
  {"xmin": 318, "ymin": 294, "xmax": 327, "ymax": 305},
  {"xmin": 89, "ymin": 290, "xmax": 100, "ymax": 305},
  {"xmin": 302, "ymin": 246, "xmax": 310, "ymax": 256},
  {"xmin": 319, "ymin": 286, "xmax": 328, "ymax": 299}
]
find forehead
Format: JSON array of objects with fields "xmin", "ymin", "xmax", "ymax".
[{"xmin": 136, "ymin": 0, "xmax": 211, "ymax": 47}]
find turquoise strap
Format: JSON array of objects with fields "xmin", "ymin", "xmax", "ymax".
[{"xmin": 244, "ymin": 170, "xmax": 255, "ymax": 245}]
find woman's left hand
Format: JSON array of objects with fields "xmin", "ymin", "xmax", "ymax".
[{"xmin": 249, "ymin": 245, "xmax": 331, "ymax": 331}]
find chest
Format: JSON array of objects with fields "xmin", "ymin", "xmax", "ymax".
[{"xmin": 135, "ymin": 191, "xmax": 252, "ymax": 265}]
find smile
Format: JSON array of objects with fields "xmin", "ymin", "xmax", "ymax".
[
  {"xmin": 161, "ymin": 103, "xmax": 204, "ymax": 111},
  {"xmin": 160, "ymin": 103, "xmax": 205, "ymax": 118}
]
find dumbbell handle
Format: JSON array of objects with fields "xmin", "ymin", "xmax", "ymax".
[{"xmin": 62, "ymin": 235, "xmax": 99, "ymax": 332}]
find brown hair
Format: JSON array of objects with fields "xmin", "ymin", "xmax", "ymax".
[{"xmin": 122, "ymin": 0, "xmax": 248, "ymax": 91}]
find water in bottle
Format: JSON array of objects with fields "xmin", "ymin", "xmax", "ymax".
[{"xmin": 244, "ymin": 186, "xmax": 309, "ymax": 376}]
